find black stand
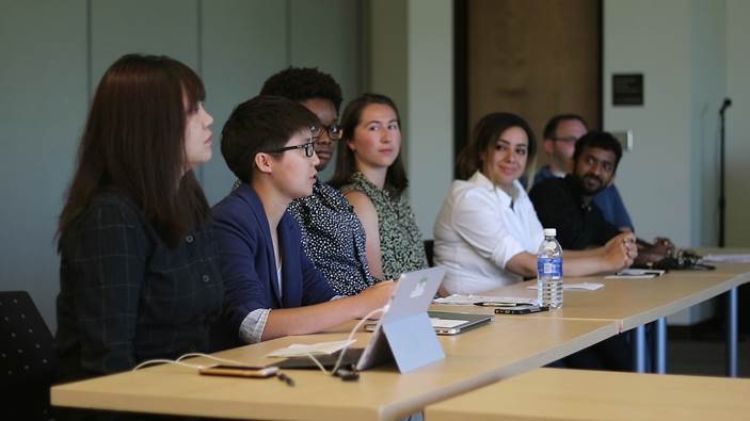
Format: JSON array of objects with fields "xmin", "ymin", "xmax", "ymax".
[{"xmin": 718, "ymin": 98, "xmax": 732, "ymax": 247}]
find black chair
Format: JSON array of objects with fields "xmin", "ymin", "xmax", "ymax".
[
  {"xmin": 1, "ymin": 291, "xmax": 56, "ymax": 420},
  {"xmin": 424, "ymin": 239, "xmax": 435, "ymax": 267}
]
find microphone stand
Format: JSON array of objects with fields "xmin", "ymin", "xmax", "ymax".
[{"xmin": 719, "ymin": 98, "xmax": 732, "ymax": 247}]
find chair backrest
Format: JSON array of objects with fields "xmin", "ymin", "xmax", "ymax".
[
  {"xmin": 1, "ymin": 291, "xmax": 56, "ymax": 420},
  {"xmin": 0, "ymin": 291, "xmax": 56, "ymax": 389},
  {"xmin": 424, "ymin": 239, "xmax": 435, "ymax": 267}
]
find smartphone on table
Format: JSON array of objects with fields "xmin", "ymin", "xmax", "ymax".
[
  {"xmin": 494, "ymin": 305, "xmax": 549, "ymax": 315},
  {"xmin": 199, "ymin": 364, "xmax": 279, "ymax": 378}
]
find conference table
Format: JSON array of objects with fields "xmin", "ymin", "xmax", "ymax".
[
  {"xmin": 51, "ymin": 318, "xmax": 618, "ymax": 420},
  {"xmin": 51, "ymin": 254, "xmax": 749, "ymax": 419},
  {"xmin": 425, "ymin": 367, "xmax": 750, "ymax": 421},
  {"xmin": 434, "ymin": 261, "xmax": 750, "ymax": 375}
]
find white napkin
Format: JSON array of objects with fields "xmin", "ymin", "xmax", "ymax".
[{"xmin": 266, "ymin": 339, "xmax": 356, "ymax": 358}]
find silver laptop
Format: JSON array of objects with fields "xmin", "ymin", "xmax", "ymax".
[
  {"xmin": 365, "ymin": 310, "xmax": 492, "ymax": 335},
  {"xmin": 426, "ymin": 311, "xmax": 493, "ymax": 335}
]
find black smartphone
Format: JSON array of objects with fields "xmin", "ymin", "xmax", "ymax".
[
  {"xmin": 494, "ymin": 305, "xmax": 549, "ymax": 315},
  {"xmin": 199, "ymin": 364, "xmax": 279, "ymax": 378}
]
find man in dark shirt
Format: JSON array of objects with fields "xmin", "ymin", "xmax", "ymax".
[
  {"xmin": 530, "ymin": 130, "xmax": 623, "ymax": 250},
  {"xmin": 531, "ymin": 130, "xmax": 634, "ymax": 371},
  {"xmin": 533, "ymin": 114, "xmax": 634, "ymax": 231}
]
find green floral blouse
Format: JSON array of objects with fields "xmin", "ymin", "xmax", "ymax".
[{"xmin": 341, "ymin": 172, "xmax": 427, "ymax": 280}]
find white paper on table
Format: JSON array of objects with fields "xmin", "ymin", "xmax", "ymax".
[
  {"xmin": 527, "ymin": 282, "xmax": 604, "ymax": 291},
  {"xmin": 434, "ymin": 294, "xmax": 534, "ymax": 306},
  {"xmin": 703, "ymin": 254, "xmax": 750, "ymax": 263},
  {"xmin": 266, "ymin": 339, "xmax": 356, "ymax": 358}
]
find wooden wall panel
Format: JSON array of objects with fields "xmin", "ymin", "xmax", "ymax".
[{"xmin": 467, "ymin": 0, "xmax": 600, "ymax": 173}]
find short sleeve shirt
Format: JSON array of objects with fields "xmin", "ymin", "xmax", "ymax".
[
  {"xmin": 287, "ymin": 180, "xmax": 375, "ymax": 295},
  {"xmin": 340, "ymin": 172, "xmax": 427, "ymax": 280}
]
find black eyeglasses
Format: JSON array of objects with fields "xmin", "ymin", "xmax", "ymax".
[
  {"xmin": 316, "ymin": 123, "xmax": 342, "ymax": 141},
  {"xmin": 552, "ymin": 136, "xmax": 579, "ymax": 143},
  {"xmin": 266, "ymin": 141, "xmax": 316, "ymax": 158}
]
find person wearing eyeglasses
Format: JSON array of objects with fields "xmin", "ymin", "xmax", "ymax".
[
  {"xmin": 258, "ymin": 67, "xmax": 379, "ymax": 296},
  {"xmin": 211, "ymin": 96, "xmax": 394, "ymax": 347},
  {"xmin": 330, "ymin": 94, "xmax": 428, "ymax": 282},
  {"xmin": 533, "ymin": 114, "xmax": 634, "ymax": 232},
  {"xmin": 531, "ymin": 131, "xmax": 654, "ymax": 371},
  {"xmin": 433, "ymin": 112, "xmax": 636, "ymax": 295}
]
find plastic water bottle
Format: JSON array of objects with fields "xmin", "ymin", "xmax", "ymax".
[{"xmin": 537, "ymin": 228, "xmax": 563, "ymax": 309}]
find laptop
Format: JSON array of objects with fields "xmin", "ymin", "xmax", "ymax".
[
  {"xmin": 274, "ymin": 267, "xmax": 447, "ymax": 373},
  {"xmin": 365, "ymin": 310, "xmax": 491, "ymax": 335}
]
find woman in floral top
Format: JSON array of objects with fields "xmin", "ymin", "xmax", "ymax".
[{"xmin": 331, "ymin": 94, "xmax": 427, "ymax": 280}]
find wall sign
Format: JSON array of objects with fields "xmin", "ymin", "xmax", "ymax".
[{"xmin": 612, "ymin": 74, "xmax": 644, "ymax": 106}]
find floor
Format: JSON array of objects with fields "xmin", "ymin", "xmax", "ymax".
[{"xmin": 666, "ymin": 320, "xmax": 749, "ymax": 377}]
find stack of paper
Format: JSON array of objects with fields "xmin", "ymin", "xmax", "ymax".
[
  {"xmin": 527, "ymin": 282, "xmax": 604, "ymax": 291},
  {"xmin": 434, "ymin": 294, "xmax": 533, "ymax": 306},
  {"xmin": 703, "ymin": 254, "xmax": 750, "ymax": 263}
]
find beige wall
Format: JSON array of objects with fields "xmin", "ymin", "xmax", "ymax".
[
  {"xmin": 367, "ymin": 0, "xmax": 454, "ymax": 238},
  {"xmin": 603, "ymin": 0, "xmax": 728, "ymax": 248},
  {"xmin": 0, "ymin": 0, "xmax": 364, "ymax": 328}
]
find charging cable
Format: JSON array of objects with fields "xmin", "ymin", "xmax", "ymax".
[
  {"xmin": 132, "ymin": 305, "xmax": 386, "ymax": 382},
  {"xmin": 132, "ymin": 352, "xmax": 295, "ymax": 386},
  {"xmin": 303, "ymin": 306, "xmax": 385, "ymax": 378}
]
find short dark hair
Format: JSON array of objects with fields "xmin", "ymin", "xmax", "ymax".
[
  {"xmin": 329, "ymin": 93, "xmax": 408, "ymax": 195},
  {"xmin": 221, "ymin": 95, "xmax": 319, "ymax": 183},
  {"xmin": 260, "ymin": 66, "xmax": 343, "ymax": 112},
  {"xmin": 457, "ymin": 112, "xmax": 537, "ymax": 180},
  {"xmin": 59, "ymin": 53, "xmax": 209, "ymax": 248},
  {"xmin": 542, "ymin": 114, "xmax": 589, "ymax": 140},
  {"xmin": 573, "ymin": 130, "xmax": 623, "ymax": 170}
]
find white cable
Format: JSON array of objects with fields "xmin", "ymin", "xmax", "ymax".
[
  {"xmin": 176, "ymin": 352, "xmax": 251, "ymax": 366},
  {"xmin": 307, "ymin": 306, "xmax": 385, "ymax": 376},
  {"xmin": 132, "ymin": 358, "xmax": 206, "ymax": 371},
  {"xmin": 303, "ymin": 352, "xmax": 330, "ymax": 374},
  {"xmin": 133, "ymin": 353, "xmax": 256, "ymax": 372},
  {"xmin": 132, "ymin": 306, "xmax": 386, "ymax": 377}
]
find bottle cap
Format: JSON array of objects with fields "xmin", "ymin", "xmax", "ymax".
[{"xmin": 543, "ymin": 228, "xmax": 557, "ymax": 237}]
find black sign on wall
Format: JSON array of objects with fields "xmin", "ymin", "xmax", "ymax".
[{"xmin": 612, "ymin": 74, "xmax": 644, "ymax": 106}]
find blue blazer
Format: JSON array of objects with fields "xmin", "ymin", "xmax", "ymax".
[{"xmin": 211, "ymin": 183, "xmax": 335, "ymax": 348}]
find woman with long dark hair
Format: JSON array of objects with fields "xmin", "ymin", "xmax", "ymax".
[{"xmin": 55, "ymin": 54, "xmax": 222, "ymax": 382}]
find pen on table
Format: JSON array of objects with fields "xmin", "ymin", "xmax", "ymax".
[
  {"xmin": 277, "ymin": 372, "xmax": 295, "ymax": 387},
  {"xmin": 474, "ymin": 302, "xmax": 534, "ymax": 307}
]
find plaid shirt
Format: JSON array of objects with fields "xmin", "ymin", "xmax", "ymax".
[{"xmin": 55, "ymin": 193, "xmax": 223, "ymax": 382}]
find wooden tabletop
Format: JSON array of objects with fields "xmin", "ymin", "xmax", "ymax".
[
  {"xmin": 426, "ymin": 367, "xmax": 750, "ymax": 421},
  {"xmin": 51, "ymin": 318, "xmax": 618, "ymax": 421},
  {"xmin": 433, "ymin": 267, "xmax": 750, "ymax": 331}
]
